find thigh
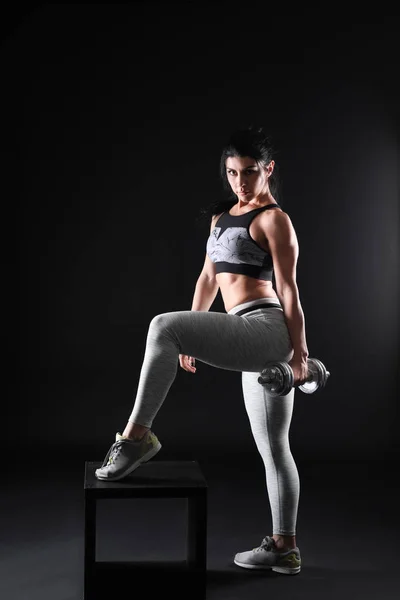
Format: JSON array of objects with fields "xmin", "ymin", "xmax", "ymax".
[
  {"xmin": 242, "ymin": 371, "xmax": 296, "ymax": 441},
  {"xmin": 151, "ymin": 310, "xmax": 293, "ymax": 373}
]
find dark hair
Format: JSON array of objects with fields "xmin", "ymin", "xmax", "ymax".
[{"xmin": 196, "ymin": 125, "xmax": 281, "ymax": 225}]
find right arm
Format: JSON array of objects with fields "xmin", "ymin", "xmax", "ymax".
[
  {"xmin": 191, "ymin": 256, "xmax": 220, "ymax": 311},
  {"xmin": 179, "ymin": 215, "xmax": 221, "ymax": 372},
  {"xmin": 191, "ymin": 213, "xmax": 220, "ymax": 311}
]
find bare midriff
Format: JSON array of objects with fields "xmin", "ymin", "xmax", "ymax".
[
  {"xmin": 218, "ymin": 274, "xmax": 278, "ymax": 313},
  {"xmin": 213, "ymin": 203, "xmax": 282, "ymax": 313}
]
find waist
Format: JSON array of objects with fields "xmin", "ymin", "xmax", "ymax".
[{"xmin": 227, "ymin": 297, "xmax": 283, "ymax": 316}]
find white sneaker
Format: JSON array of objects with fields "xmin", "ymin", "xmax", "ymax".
[
  {"xmin": 234, "ymin": 535, "xmax": 301, "ymax": 575},
  {"xmin": 95, "ymin": 430, "xmax": 162, "ymax": 481}
]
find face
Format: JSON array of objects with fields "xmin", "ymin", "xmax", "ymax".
[{"xmin": 225, "ymin": 155, "xmax": 274, "ymax": 201}]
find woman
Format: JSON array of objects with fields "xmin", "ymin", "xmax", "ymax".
[{"xmin": 95, "ymin": 126, "xmax": 309, "ymax": 575}]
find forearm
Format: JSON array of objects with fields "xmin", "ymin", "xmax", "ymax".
[
  {"xmin": 277, "ymin": 285, "xmax": 309, "ymax": 360},
  {"xmin": 191, "ymin": 275, "xmax": 219, "ymax": 311}
]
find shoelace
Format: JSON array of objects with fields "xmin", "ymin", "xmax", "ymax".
[
  {"xmin": 107, "ymin": 441, "xmax": 125, "ymax": 465},
  {"xmin": 254, "ymin": 536, "xmax": 276, "ymax": 552}
]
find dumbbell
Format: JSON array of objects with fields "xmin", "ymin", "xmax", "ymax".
[{"xmin": 258, "ymin": 358, "xmax": 330, "ymax": 397}]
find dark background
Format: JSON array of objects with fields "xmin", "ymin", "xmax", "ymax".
[
  {"xmin": 1, "ymin": 4, "xmax": 399, "ymax": 599},
  {"xmin": 3, "ymin": 2, "xmax": 398, "ymax": 460}
]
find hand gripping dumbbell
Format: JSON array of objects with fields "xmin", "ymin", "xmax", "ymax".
[{"xmin": 258, "ymin": 358, "xmax": 330, "ymax": 397}]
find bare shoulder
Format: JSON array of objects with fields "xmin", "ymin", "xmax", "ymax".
[
  {"xmin": 262, "ymin": 207, "xmax": 293, "ymax": 227},
  {"xmin": 261, "ymin": 208, "xmax": 298, "ymax": 246}
]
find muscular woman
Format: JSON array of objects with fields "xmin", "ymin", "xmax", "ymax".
[{"xmin": 95, "ymin": 126, "xmax": 309, "ymax": 575}]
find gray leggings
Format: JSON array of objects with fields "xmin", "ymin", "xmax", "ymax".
[{"xmin": 128, "ymin": 297, "xmax": 300, "ymax": 536}]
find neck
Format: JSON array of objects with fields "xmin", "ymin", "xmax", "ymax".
[{"xmin": 237, "ymin": 194, "xmax": 276, "ymax": 211}]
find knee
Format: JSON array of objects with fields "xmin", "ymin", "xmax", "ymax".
[
  {"xmin": 149, "ymin": 313, "xmax": 170, "ymax": 333},
  {"xmin": 148, "ymin": 313, "xmax": 180, "ymax": 342},
  {"xmin": 148, "ymin": 312, "xmax": 185, "ymax": 350}
]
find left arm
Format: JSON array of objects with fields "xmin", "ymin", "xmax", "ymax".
[
  {"xmin": 264, "ymin": 211, "xmax": 309, "ymax": 379},
  {"xmin": 277, "ymin": 284, "xmax": 308, "ymax": 360}
]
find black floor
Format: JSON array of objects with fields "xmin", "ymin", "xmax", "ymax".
[{"xmin": 2, "ymin": 450, "xmax": 399, "ymax": 600}]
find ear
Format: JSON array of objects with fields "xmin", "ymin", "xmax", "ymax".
[{"xmin": 266, "ymin": 160, "xmax": 275, "ymax": 177}]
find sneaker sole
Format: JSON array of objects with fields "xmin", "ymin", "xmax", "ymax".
[
  {"xmin": 95, "ymin": 441, "xmax": 162, "ymax": 481},
  {"xmin": 234, "ymin": 558, "xmax": 301, "ymax": 575}
]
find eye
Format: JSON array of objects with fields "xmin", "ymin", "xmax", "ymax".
[{"xmin": 227, "ymin": 170, "xmax": 255, "ymax": 176}]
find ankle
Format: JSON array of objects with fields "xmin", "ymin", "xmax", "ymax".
[
  {"xmin": 122, "ymin": 422, "xmax": 149, "ymax": 440},
  {"xmin": 272, "ymin": 534, "xmax": 296, "ymax": 550}
]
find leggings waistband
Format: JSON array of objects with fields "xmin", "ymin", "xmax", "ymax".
[{"xmin": 228, "ymin": 297, "xmax": 283, "ymax": 316}]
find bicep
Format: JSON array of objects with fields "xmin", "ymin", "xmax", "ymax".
[{"xmin": 266, "ymin": 212, "xmax": 299, "ymax": 294}]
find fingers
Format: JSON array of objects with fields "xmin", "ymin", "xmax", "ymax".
[
  {"xmin": 186, "ymin": 356, "xmax": 196, "ymax": 373},
  {"xmin": 179, "ymin": 354, "xmax": 196, "ymax": 373}
]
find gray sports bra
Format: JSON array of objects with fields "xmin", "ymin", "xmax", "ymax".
[{"xmin": 206, "ymin": 203, "xmax": 280, "ymax": 281}]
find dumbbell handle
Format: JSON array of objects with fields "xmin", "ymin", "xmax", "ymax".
[{"xmin": 302, "ymin": 368, "xmax": 331, "ymax": 385}]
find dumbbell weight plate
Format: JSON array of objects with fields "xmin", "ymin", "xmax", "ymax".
[
  {"xmin": 280, "ymin": 360, "xmax": 295, "ymax": 395},
  {"xmin": 258, "ymin": 361, "xmax": 294, "ymax": 396},
  {"xmin": 299, "ymin": 358, "xmax": 330, "ymax": 394}
]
